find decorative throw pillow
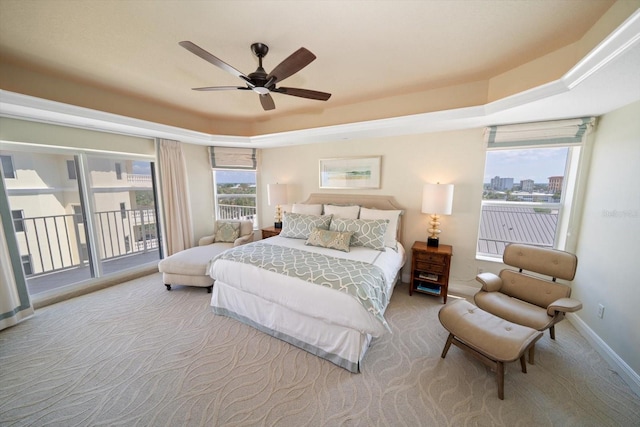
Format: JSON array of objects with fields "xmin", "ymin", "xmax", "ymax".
[
  {"xmin": 329, "ymin": 218, "xmax": 389, "ymax": 251},
  {"xmin": 323, "ymin": 204, "xmax": 360, "ymax": 219},
  {"xmin": 214, "ymin": 221, "xmax": 240, "ymax": 243},
  {"xmin": 291, "ymin": 203, "xmax": 323, "ymax": 216},
  {"xmin": 305, "ymin": 228, "xmax": 353, "ymax": 252},
  {"xmin": 280, "ymin": 212, "xmax": 333, "ymax": 239},
  {"xmin": 359, "ymin": 207, "xmax": 403, "ymax": 250}
]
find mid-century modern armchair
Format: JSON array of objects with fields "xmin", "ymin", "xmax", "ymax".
[{"xmin": 474, "ymin": 243, "xmax": 582, "ymax": 363}]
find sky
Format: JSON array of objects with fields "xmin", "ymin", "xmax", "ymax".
[{"xmin": 484, "ymin": 147, "xmax": 569, "ymax": 183}]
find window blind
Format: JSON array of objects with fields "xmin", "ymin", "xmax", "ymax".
[
  {"xmin": 484, "ymin": 117, "xmax": 596, "ymax": 148},
  {"xmin": 209, "ymin": 147, "xmax": 257, "ymax": 170}
]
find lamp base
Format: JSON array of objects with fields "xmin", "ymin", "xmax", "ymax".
[
  {"xmin": 274, "ymin": 222, "xmax": 282, "ymax": 229},
  {"xmin": 427, "ymin": 237, "xmax": 439, "ymax": 247}
]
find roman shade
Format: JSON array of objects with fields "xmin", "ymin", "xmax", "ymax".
[
  {"xmin": 484, "ymin": 117, "xmax": 596, "ymax": 148},
  {"xmin": 209, "ymin": 147, "xmax": 257, "ymax": 170}
]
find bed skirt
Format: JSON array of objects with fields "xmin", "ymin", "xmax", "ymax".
[{"xmin": 211, "ymin": 281, "xmax": 372, "ymax": 373}]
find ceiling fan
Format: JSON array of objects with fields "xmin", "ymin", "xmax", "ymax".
[{"xmin": 179, "ymin": 41, "xmax": 331, "ymax": 111}]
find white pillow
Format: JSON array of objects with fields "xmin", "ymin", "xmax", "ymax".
[
  {"xmin": 359, "ymin": 207, "xmax": 402, "ymax": 249},
  {"xmin": 323, "ymin": 204, "xmax": 360, "ymax": 219},
  {"xmin": 291, "ymin": 203, "xmax": 323, "ymax": 216}
]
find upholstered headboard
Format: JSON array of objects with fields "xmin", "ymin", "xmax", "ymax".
[{"xmin": 300, "ymin": 193, "xmax": 405, "ymax": 243}]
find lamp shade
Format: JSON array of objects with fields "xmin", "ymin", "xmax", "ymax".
[
  {"xmin": 422, "ymin": 183, "xmax": 454, "ymax": 215},
  {"xmin": 267, "ymin": 183, "xmax": 287, "ymax": 206}
]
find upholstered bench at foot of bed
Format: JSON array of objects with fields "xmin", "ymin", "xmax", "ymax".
[
  {"xmin": 158, "ymin": 243, "xmax": 233, "ymax": 293},
  {"xmin": 438, "ymin": 299, "xmax": 543, "ymax": 400}
]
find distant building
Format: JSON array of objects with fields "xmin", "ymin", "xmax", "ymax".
[
  {"xmin": 548, "ymin": 176, "xmax": 563, "ymax": 194},
  {"xmin": 521, "ymin": 179, "xmax": 534, "ymax": 192},
  {"xmin": 490, "ymin": 176, "xmax": 514, "ymax": 191}
]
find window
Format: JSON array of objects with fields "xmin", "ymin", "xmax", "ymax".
[
  {"xmin": 115, "ymin": 162, "xmax": 122, "ymax": 180},
  {"xmin": 213, "ymin": 170, "xmax": 257, "ymax": 227},
  {"xmin": 12, "ymin": 210, "xmax": 25, "ymax": 232},
  {"xmin": 1, "ymin": 155, "xmax": 16, "ymax": 179},
  {"xmin": 209, "ymin": 146, "xmax": 258, "ymax": 228},
  {"xmin": 66, "ymin": 159, "xmax": 77, "ymax": 180},
  {"xmin": 21, "ymin": 255, "xmax": 33, "ymax": 276},
  {"xmin": 120, "ymin": 202, "xmax": 127, "ymax": 219},
  {"xmin": 477, "ymin": 118, "xmax": 593, "ymax": 259},
  {"xmin": 478, "ymin": 147, "xmax": 570, "ymax": 257}
]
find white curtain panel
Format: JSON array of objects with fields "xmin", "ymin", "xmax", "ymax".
[
  {"xmin": 159, "ymin": 139, "xmax": 193, "ymax": 256},
  {"xmin": 0, "ymin": 213, "xmax": 34, "ymax": 331}
]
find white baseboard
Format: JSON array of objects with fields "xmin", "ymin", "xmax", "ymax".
[{"xmin": 567, "ymin": 312, "xmax": 640, "ymax": 398}]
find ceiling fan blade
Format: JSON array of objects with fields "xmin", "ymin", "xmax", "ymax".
[
  {"xmin": 266, "ymin": 48, "xmax": 316, "ymax": 84},
  {"xmin": 273, "ymin": 87, "xmax": 331, "ymax": 101},
  {"xmin": 179, "ymin": 41, "xmax": 252, "ymax": 85},
  {"xmin": 260, "ymin": 94, "xmax": 275, "ymax": 111},
  {"xmin": 192, "ymin": 86, "xmax": 251, "ymax": 91}
]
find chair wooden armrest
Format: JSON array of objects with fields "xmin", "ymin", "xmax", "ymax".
[
  {"xmin": 547, "ymin": 297, "xmax": 583, "ymax": 316},
  {"xmin": 476, "ymin": 272, "xmax": 503, "ymax": 292}
]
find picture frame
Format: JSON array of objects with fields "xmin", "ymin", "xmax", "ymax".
[{"xmin": 319, "ymin": 156, "xmax": 381, "ymax": 189}]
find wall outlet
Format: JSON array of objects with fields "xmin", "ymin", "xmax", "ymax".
[
  {"xmin": 597, "ymin": 304, "xmax": 605, "ymax": 319},
  {"xmin": 477, "ymin": 268, "xmax": 483, "ymax": 274}
]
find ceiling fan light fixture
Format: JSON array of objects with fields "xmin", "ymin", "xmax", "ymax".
[{"xmin": 253, "ymin": 86, "xmax": 270, "ymax": 95}]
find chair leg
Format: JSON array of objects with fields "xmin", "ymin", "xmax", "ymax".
[
  {"xmin": 528, "ymin": 345, "xmax": 535, "ymax": 365},
  {"xmin": 549, "ymin": 325, "xmax": 555, "ymax": 340},
  {"xmin": 165, "ymin": 284, "xmax": 171, "ymax": 291},
  {"xmin": 497, "ymin": 361, "xmax": 505, "ymax": 400},
  {"xmin": 520, "ymin": 355, "xmax": 527, "ymax": 373},
  {"xmin": 441, "ymin": 333, "xmax": 454, "ymax": 358},
  {"xmin": 207, "ymin": 285, "xmax": 213, "ymax": 293}
]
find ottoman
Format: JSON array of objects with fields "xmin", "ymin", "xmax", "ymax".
[
  {"xmin": 158, "ymin": 243, "xmax": 233, "ymax": 292},
  {"xmin": 438, "ymin": 299, "xmax": 543, "ymax": 400}
]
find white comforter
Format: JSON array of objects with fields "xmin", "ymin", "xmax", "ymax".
[{"xmin": 209, "ymin": 236, "xmax": 406, "ymax": 337}]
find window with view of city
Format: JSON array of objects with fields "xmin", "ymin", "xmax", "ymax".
[
  {"xmin": 213, "ymin": 170, "xmax": 257, "ymax": 228},
  {"xmin": 478, "ymin": 147, "xmax": 571, "ymax": 258}
]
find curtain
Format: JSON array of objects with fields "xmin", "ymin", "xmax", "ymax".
[
  {"xmin": 0, "ymin": 196, "xmax": 34, "ymax": 331},
  {"xmin": 209, "ymin": 147, "xmax": 257, "ymax": 170},
  {"xmin": 158, "ymin": 139, "xmax": 193, "ymax": 256},
  {"xmin": 485, "ymin": 117, "xmax": 596, "ymax": 148}
]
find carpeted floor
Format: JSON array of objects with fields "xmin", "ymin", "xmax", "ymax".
[{"xmin": 1, "ymin": 273, "xmax": 638, "ymax": 426}]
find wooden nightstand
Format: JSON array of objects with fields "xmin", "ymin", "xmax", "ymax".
[
  {"xmin": 409, "ymin": 241, "xmax": 452, "ymax": 303},
  {"xmin": 261, "ymin": 226, "xmax": 281, "ymax": 239}
]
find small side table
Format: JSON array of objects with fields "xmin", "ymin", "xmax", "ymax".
[
  {"xmin": 409, "ymin": 241, "xmax": 452, "ymax": 303},
  {"xmin": 261, "ymin": 226, "xmax": 281, "ymax": 239}
]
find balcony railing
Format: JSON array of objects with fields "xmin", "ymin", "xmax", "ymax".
[
  {"xmin": 216, "ymin": 194, "xmax": 257, "ymax": 228},
  {"xmin": 14, "ymin": 208, "xmax": 158, "ymax": 278}
]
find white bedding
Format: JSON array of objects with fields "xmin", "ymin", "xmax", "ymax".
[{"xmin": 209, "ymin": 236, "xmax": 405, "ymax": 337}]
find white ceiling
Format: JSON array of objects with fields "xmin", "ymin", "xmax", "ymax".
[{"xmin": 0, "ymin": 1, "xmax": 639, "ymax": 146}]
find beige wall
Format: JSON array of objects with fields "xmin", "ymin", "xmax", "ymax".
[
  {"xmin": 572, "ymin": 100, "xmax": 640, "ymax": 377},
  {"xmin": 254, "ymin": 128, "xmax": 488, "ymax": 287}
]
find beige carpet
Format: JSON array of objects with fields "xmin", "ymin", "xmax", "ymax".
[{"xmin": 1, "ymin": 273, "xmax": 638, "ymax": 426}]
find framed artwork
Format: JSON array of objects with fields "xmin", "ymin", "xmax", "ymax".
[{"xmin": 319, "ymin": 156, "xmax": 381, "ymax": 189}]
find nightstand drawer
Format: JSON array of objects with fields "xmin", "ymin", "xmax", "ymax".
[
  {"xmin": 415, "ymin": 261, "xmax": 445, "ymax": 274},
  {"xmin": 416, "ymin": 253, "xmax": 446, "ymax": 264}
]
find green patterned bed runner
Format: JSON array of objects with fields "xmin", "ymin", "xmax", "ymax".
[{"xmin": 211, "ymin": 242, "xmax": 391, "ymax": 331}]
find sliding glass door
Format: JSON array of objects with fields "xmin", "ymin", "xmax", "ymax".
[{"xmin": 0, "ymin": 145, "xmax": 160, "ymax": 296}]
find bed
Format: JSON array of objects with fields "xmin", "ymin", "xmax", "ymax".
[{"xmin": 208, "ymin": 193, "xmax": 406, "ymax": 372}]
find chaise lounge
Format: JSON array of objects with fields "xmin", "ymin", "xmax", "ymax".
[{"xmin": 158, "ymin": 220, "xmax": 254, "ymax": 292}]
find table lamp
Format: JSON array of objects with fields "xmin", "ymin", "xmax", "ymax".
[
  {"xmin": 421, "ymin": 183, "xmax": 454, "ymax": 247},
  {"xmin": 267, "ymin": 183, "xmax": 287, "ymax": 228}
]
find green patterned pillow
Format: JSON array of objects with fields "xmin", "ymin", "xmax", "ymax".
[
  {"xmin": 214, "ymin": 221, "xmax": 240, "ymax": 243},
  {"xmin": 305, "ymin": 228, "xmax": 353, "ymax": 252},
  {"xmin": 280, "ymin": 212, "xmax": 333, "ymax": 239},
  {"xmin": 329, "ymin": 218, "xmax": 389, "ymax": 251}
]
